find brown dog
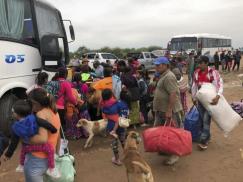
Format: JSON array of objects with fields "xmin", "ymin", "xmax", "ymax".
[
  {"xmin": 123, "ymin": 131, "xmax": 154, "ymax": 182},
  {"xmin": 240, "ymin": 148, "xmax": 243, "ymax": 159},
  {"xmin": 76, "ymin": 118, "xmax": 108, "ymax": 148}
]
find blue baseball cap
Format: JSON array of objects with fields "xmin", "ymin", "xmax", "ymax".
[{"xmin": 154, "ymin": 57, "xmax": 169, "ymax": 65}]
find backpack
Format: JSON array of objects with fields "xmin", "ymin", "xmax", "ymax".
[{"xmin": 43, "ymin": 80, "xmax": 62, "ymax": 99}]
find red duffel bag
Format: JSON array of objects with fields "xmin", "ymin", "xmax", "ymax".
[{"xmin": 143, "ymin": 124, "xmax": 192, "ymax": 156}]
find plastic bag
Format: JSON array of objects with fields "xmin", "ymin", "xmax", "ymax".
[
  {"xmin": 44, "ymin": 154, "xmax": 76, "ymax": 182},
  {"xmin": 119, "ymin": 117, "xmax": 130, "ymax": 128},
  {"xmin": 184, "ymin": 106, "xmax": 201, "ymax": 142}
]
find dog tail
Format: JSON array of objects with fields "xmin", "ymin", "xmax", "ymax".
[{"xmin": 132, "ymin": 161, "xmax": 150, "ymax": 174}]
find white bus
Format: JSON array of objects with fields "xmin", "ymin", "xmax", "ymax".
[
  {"xmin": 169, "ymin": 33, "xmax": 232, "ymax": 56},
  {"xmin": 0, "ymin": 0, "xmax": 75, "ymax": 135}
]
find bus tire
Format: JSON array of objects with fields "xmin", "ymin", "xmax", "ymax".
[{"xmin": 0, "ymin": 94, "xmax": 18, "ymax": 136}]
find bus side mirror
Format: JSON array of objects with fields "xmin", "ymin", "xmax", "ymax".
[
  {"xmin": 40, "ymin": 35, "xmax": 63, "ymax": 69},
  {"xmin": 69, "ymin": 25, "xmax": 75, "ymax": 41},
  {"xmin": 40, "ymin": 35, "xmax": 60, "ymax": 59}
]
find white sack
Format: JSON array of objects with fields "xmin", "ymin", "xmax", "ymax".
[{"xmin": 196, "ymin": 83, "xmax": 241, "ymax": 135}]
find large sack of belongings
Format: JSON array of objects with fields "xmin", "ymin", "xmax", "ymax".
[
  {"xmin": 142, "ymin": 122, "xmax": 192, "ymax": 156},
  {"xmin": 196, "ymin": 83, "xmax": 242, "ymax": 136}
]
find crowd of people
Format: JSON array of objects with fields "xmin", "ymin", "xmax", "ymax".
[{"xmin": 0, "ymin": 49, "xmax": 241, "ymax": 181}]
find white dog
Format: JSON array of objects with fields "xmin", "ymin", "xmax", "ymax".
[{"xmin": 76, "ymin": 118, "xmax": 108, "ymax": 148}]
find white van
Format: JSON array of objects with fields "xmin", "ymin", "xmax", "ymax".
[
  {"xmin": 84, "ymin": 52, "xmax": 118, "ymax": 68},
  {"xmin": 127, "ymin": 52, "xmax": 157, "ymax": 70}
]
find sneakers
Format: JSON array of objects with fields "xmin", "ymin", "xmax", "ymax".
[
  {"xmin": 16, "ymin": 164, "xmax": 24, "ymax": 173},
  {"xmin": 198, "ymin": 143, "xmax": 208, "ymax": 150},
  {"xmin": 112, "ymin": 157, "xmax": 122, "ymax": 166},
  {"xmin": 46, "ymin": 167, "xmax": 61, "ymax": 179},
  {"xmin": 163, "ymin": 155, "xmax": 179, "ymax": 166}
]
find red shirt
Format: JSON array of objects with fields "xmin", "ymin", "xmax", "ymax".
[{"xmin": 198, "ymin": 69, "xmax": 210, "ymax": 86}]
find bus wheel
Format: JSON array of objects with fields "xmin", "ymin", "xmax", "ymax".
[{"xmin": 0, "ymin": 94, "xmax": 18, "ymax": 136}]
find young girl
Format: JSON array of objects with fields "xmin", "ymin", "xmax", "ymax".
[
  {"xmin": 72, "ymin": 73, "xmax": 89, "ymax": 97},
  {"xmin": 65, "ymin": 88, "xmax": 88, "ymax": 139},
  {"xmin": 172, "ymin": 68, "xmax": 188, "ymax": 114},
  {"xmin": 4, "ymin": 99, "xmax": 60, "ymax": 178},
  {"xmin": 101, "ymin": 89, "xmax": 125, "ymax": 166},
  {"xmin": 26, "ymin": 72, "xmax": 49, "ymax": 95},
  {"xmin": 119, "ymin": 90, "xmax": 131, "ymax": 118},
  {"xmin": 136, "ymin": 70, "xmax": 149, "ymax": 126},
  {"xmin": 56, "ymin": 67, "xmax": 77, "ymax": 134},
  {"xmin": 72, "ymin": 72, "xmax": 91, "ymax": 121}
]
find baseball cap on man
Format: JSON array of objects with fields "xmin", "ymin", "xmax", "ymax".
[{"xmin": 154, "ymin": 57, "xmax": 169, "ymax": 65}]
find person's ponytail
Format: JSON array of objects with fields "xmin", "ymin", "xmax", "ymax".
[
  {"xmin": 47, "ymin": 93, "xmax": 57, "ymax": 113},
  {"xmin": 28, "ymin": 88, "xmax": 57, "ymax": 113}
]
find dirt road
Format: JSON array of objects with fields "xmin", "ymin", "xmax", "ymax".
[{"xmin": 1, "ymin": 69, "xmax": 243, "ymax": 182}]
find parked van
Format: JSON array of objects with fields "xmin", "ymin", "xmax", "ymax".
[
  {"xmin": 151, "ymin": 49, "xmax": 168, "ymax": 57},
  {"xmin": 83, "ymin": 52, "xmax": 118, "ymax": 68},
  {"xmin": 127, "ymin": 52, "xmax": 157, "ymax": 70}
]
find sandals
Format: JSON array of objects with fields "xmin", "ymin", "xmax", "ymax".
[
  {"xmin": 112, "ymin": 157, "xmax": 122, "ymax": 166},
  {"xmin": 198, "ymin": 143, "xmax": 208, "ymax": 150},
  {"xmin": 163, "ymin": 155, "xmax": 179, "ymax": 166}
]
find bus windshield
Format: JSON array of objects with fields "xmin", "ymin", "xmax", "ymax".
[
  {"xmin": 171, "ymin": 37, "xmax": 197, "ymax": 51},
  {"xmin": 35, "ymin": 1, "xmax": 64, "ymax": 39},
  {"xmin": 0, "ymin": 0, "xmax": 35, "ymax": 44}
]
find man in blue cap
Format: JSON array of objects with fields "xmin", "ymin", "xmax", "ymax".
[{"xmin": 153, "ymin": 57, "xmax": 183, "ymax": 165}]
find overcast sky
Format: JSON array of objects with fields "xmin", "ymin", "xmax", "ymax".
[{"xmin": 50, "ymin": 0, "xmax": 243, "ymax": 51}]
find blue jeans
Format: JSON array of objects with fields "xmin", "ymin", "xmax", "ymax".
[
  {"xmin": 24, "ymin": 153, "xmax": 48, "ymax": 182},
  {"xmin": 197, "ymin": 102, "xmax": 211, "ymax": 144}
]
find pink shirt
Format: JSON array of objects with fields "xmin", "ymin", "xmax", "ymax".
[
  {"xmin": 56, "ymin": 78, "xmax": 77, "ymax": 109},
  {"xmin": 72, "ymin": 82, "xmax": 89, "ymax": 95}
]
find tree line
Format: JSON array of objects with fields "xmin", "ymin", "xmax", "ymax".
[{"xmin": 69, "ymin": 45, "xmax": 163, "ymax": 59}]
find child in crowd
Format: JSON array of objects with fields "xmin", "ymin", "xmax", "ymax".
[
  {"xmin": 148, "ymin": 72, "xmax": 160, "ymax": 99},
  {"xmin": 4, "ymin": 100, "xmax": 60, "ymax": 178},
  {"xmin": 101, "ymin": 89, "xmax": 125, "ymax": 166},
  {"xmin": 136, "ymin": 70, "xmax": 149, "ymax": 126},
  {"xmin": 72, "ymin": 73, "xmax": 91, "ymax": 120},
  {"xmin": 72, "ymin": 73, "xmax": 89, "ymax": 97},
  {"xmin": 172, "ymin": 68, "xmax": 188, "ymax": 114},
  {"xmin": 146, "ymin": 72, "xmax": 161, "ymax": 124},
  {"xmin": 65, "ymin": 87, "xmax": 88, "ymax": 139},
  {"xmin": 26, "ymin": 72, "xmax": 49, "ymax": 95},
  {"xmin": 118, "ymin": 90, "xmax": 131, "ymax": 119}
]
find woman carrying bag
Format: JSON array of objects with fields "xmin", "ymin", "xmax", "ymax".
[{"xmin": 26, "ymin": 88, "xmax": 61, "ymax": 182}]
